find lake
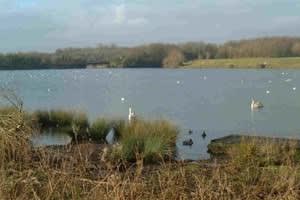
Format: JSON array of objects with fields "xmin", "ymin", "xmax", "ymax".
[{"xmin": 1, "ymin": 68, "xmax": 300, "ymax": 160}]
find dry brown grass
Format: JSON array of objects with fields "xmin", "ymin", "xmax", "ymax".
[
  {"xmin": 1, "ymin": 138, "xmax": 300, "ymax": 199},
  {"xmin": 1, "ymin": 95, "xmax": 300, "ymax": 199}
]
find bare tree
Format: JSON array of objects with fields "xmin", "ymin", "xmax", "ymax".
[{"xmin": 0, "ymin": 86, "xmax": 23, "ymax": 112}]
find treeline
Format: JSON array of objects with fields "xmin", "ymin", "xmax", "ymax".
[{"xmin": 1, "ymin": 36, "xmax": 300, "ymax": 69}]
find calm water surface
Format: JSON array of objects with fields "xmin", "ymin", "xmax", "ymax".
[{"xmin": 1, "ymin": 68, "xmax": 300, "ymax": 160}]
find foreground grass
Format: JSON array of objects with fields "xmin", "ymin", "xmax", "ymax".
[
  {"xmin": 184, "ymin": 57, "xmax": 300, "ymax": 69},
  {"xmin": 2, "ymin": 107, "xmax": 300, "ymax": 199}
]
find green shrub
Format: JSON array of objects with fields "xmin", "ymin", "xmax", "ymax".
[
  {"xmin": 33, "ymin": 109, "xmax": 73, "ymax": 128},
  {"xmin": 90, "ymin": 118, "xmax": 125, "ymax": 142},
  {"xmin": 50, "ymin": 110, "xmax": 73, "ymax": 127},
  {"xmin": 114, "ymin": 119, "xmax": 178, "ymax": 163},
  {"xmin": 144, "ymin": 137, "xmax": 167, "ymax": 163},
  {"xmin": 90, "ymin": 118, "xmax": 110, "ymax": 141}
]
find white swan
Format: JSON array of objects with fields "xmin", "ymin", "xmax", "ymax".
[
  {"xmin": 251, "ymin": 98, "xmax": 264, "ymax": 110},
  {"xmin": 128, "ymin": 106, "xmax": 136, "ymax": 123}
]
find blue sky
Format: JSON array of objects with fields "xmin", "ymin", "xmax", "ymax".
[{"xmin": 0, "ymin": 0, "xmax": 299, "ymax": 52}]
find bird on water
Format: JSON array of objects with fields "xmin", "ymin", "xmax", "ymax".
[
  {"xmin": 251, "ymin": 98, "xmax": 264, "ymax": 110},
  {"xmin": 183, "ymin": 139, "xmax": 193, "ymax": 146},
  {"xmin": 128, "ymin": 106, "xmax": 136, "ymax": 123},
  {"xmin": 202, "ymin": 131, "xmax": 207, "ymax": 138}
]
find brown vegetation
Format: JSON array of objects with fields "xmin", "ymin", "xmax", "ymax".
[
  {"xmin": 1, "ymin": 90, "xmax": 300, "ymax": 199},
  {"xmin": 163, "ymin": 48, "xmax": 185, "ymax": 68},
  {"xmin": 1, "ymin": 106, "xmax": 300, "ymax": 199}
]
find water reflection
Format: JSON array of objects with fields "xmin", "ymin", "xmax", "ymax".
[{"xmin": 31, "ymin": 128, "xmax": 72, "ymax": 147}]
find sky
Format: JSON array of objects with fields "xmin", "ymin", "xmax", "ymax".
[{"xmin": 0, "ymin": 0, "xmax": 300, "ymax": 52}]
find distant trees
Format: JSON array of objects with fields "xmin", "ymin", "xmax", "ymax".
[
  {"xmin": 216, "ymin": 37, "xmax": 300, "ymax": 58},
  {"xmin": 1, "ymin": 36, "xmax": 300, "ymax": 69},
  {"xmin": 292, "ymin": 43, "xmax": 300, "ymax": 56},
  {"xmin": 179, "ymin": 42, "xmax": 218, "ymax": 60},
  {"xmin": 0, "ymin": 52, "xmax": 51, "ymax": 68},
  {"xmin": 122, "ymin": 44, "xmax": 169, "ymax": 67},
  {"xmin": 163, "ymin": 48, "xmax": 185, "ymax": 68}
]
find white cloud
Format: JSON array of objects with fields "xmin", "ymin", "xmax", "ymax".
[
  {"xmin": 110, "ymin": 4, "xmax": 148, "ymax": 26},
  {"xmin": 0, "ymin": 0, "xmax": 300, "ymax": 52},
  {"xmin": 113, "ymin": 4, "xmax": 126, "ymax": 24}
]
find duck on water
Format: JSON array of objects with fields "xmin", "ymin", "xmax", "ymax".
[{"xmin": 183, "ymin": 139, "xmax": 193, "ymax": 146}]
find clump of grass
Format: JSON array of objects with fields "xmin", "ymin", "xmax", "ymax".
[
  {"xmin": 0, "ymin": 106, "xmax": 19, "ymax": 115},
  {"xmin": 33, "ymin": 109, "xmax": 73, "ymax": 128},
  {"xmin": 87, "ymin": 118, "xmax": 125, "ymax": 142},
  {"xmin": 227, "ymin": 138, "xmax": 300, "ymax": 168},
  {"xmin": 0, "ymin": 89, "xmax": 32, "ymax": 169},
  {"xmin": 71, "ymin": 112, "xmax": 89, "ymax": 141},
  {"xmin": 0, "ymin": 107, "xmax": 31, "ymax": 169},
  {"xmin": 32, "ymin": 109, "xmax": 90, "ymax": 141},
  {"xmin": 111, "ymin": 119, "xmax": 178, "ymax": 163},
  {"xmin": 90, "ymin": 118, "xmax": 111, "ymax": 142}
]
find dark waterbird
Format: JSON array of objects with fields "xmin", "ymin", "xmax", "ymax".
[
  {"xmin": 183, "ymin": 139, "xmax": 193, "ymax": 146},
  {"xmin": 188, "ymin": 129, "xmax": 193, "ymax": 134},
  {"xmin": 202, "ymin": 131, "xmax": 207, "ymax": 138}
]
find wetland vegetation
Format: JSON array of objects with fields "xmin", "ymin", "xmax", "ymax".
[
  {"xmin": 2, "ymin": 106, "xmax": 300, "ymax": 199},
  {"xmin": 28, "ymin": 109, "xmax": 178, "ymax": 164},
  {"xmin": 1, "ymin": 91, "xmax": 300, "ymax": 199}
]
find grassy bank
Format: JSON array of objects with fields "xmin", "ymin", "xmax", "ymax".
[
  {"xmin": 184, "ymin": 57, "xmax": 300, "ymax": 69},
  {"xmin": 1, "ymin": 108, "xmax": 300, "ymax": 199},
  {"xmin": 31, "ymin": 109, "xmax": 178, "ymax": 164}
]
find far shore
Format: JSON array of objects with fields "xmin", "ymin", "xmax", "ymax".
[
  {"xmin": 0, "ymin": 65, "xmax": 86, "ymax": 70},
  {"xmin": 1, "ymin": 57, "xmax": 300, "ymax": 70},
  {"xmin": 183, "ymin": 57, "xmax": 300, "ymax": 69}
]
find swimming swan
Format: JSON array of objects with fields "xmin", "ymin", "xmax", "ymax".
[{"xmin": 251, "ymin": 98, "xmax": 264, "ymax": 110}]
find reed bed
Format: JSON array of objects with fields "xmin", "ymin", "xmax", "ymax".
[
  {"xmin": 1, "ymin": 138, "xmax": 300, "ymax": 199},
  {"xmin": 1, "ymin": 108, "xmax": 300, "ymax": 199}
]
